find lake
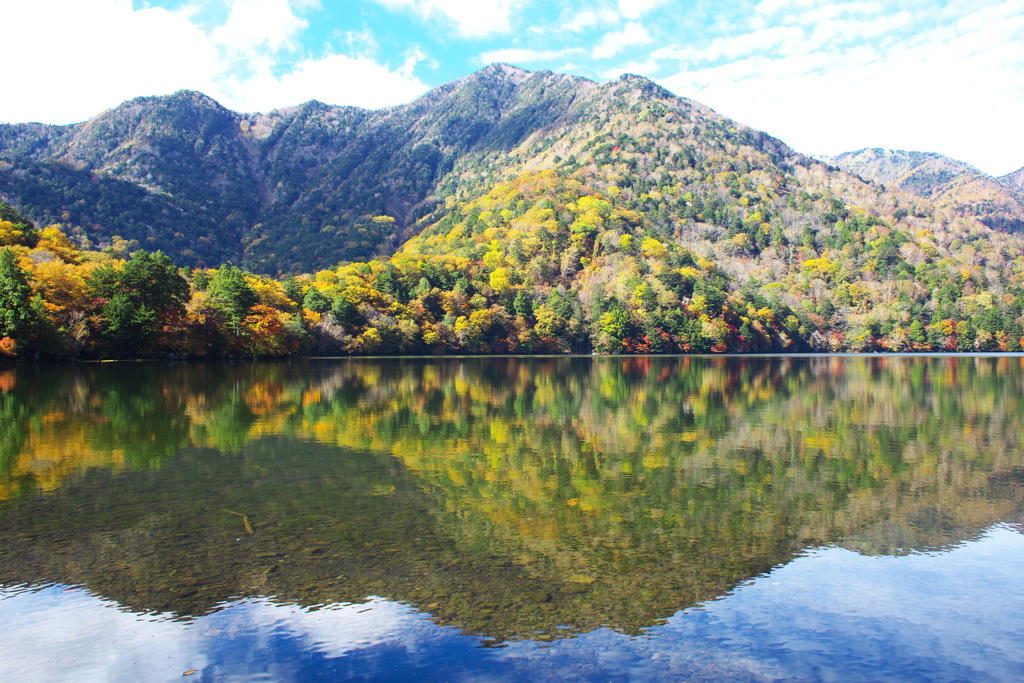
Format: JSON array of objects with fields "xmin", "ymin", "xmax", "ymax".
[{"xmin": 0, "ymin": 356, "xmax": 1022, "ymax": 682}]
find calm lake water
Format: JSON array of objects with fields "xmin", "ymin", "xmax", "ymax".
[{"xmin": 1, "ymin": 356, "xmax": 1022, "ymax": 682}]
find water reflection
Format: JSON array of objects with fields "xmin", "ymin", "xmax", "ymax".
[
  {"xmin": 3, "ymin": 525, "xmax": 1023, "ymax": 682},
  {"xmin": 0, "ymin": 356, "xmax": 1022, "ymax": 642}
]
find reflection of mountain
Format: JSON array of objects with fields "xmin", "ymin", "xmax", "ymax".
[{"xmin": 0, "ymin": 357, "xmax": 1022, "ymax": 640}]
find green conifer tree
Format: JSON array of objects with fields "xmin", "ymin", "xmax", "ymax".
[
  {"xmin": 207, "ymin": 265, "xmax": 258, "ymax": 328},
  {"xmin": 513, "ymin": 290, "xmax": 533, "ymax": 319},
  {"xmin": 0, "ymin": 248, "xmax": 34, "ymax": 341},
  {"xmin": 909, "ymin": 319, "xmax": 928, "ymax": 348},
  {"xmin": 303, "ymin": 287, "xmax": 330, "ymax": 313}
]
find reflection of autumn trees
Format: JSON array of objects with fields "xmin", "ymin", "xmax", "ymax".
[
  {"xmin": 2, "ymin": 358, "xmax": 1021, "ymax": 555},
  {"xmin": 1, "ymin": 357, "xmax": 1021, "ymax": 638},
  {"xmin": 307, "ymin": 356, "xmax": 1023, "ymax": 571}
]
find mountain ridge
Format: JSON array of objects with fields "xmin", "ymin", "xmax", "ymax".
[
  {"xmin": 1, "ymin": 64, "xmax": 820, "ymax": 272},
  {"xmin": 822, "ymin": 147, "xmax": 1024, "ymax": 232},
  {"xmin": 1, "ymin": 65, "xmax": 1023, "ymax": 359},
  {"xmin": 1000, "ymin": 164, "xmax": 1024, "ymax": 191}
]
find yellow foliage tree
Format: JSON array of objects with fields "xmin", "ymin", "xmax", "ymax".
[
  {"xmin": 489, "ymin": 267, "xmax": 512, "ymax": 294},
  {"xmin": 37, "ymin": 226, "xmax": 80, "ymax": 263}
]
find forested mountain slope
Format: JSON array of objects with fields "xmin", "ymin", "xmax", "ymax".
[
  {"xmin": 1, "ymin": 66, "xmax": 1023, "ymax": 359},
  {"xmin": 825, "ymin": 148, "xmax": 1024, "ymax": 232},
  {"xmin": 1000, "ymin": 165, "xmax": 1024, "ymax": 192},
  {"xmin": 0, "ymin": 64, "xmax": 979, "ymax": 274},
  {"xmin": 0, "ymin": 66, "xmax": 604, "ymax": 271}
]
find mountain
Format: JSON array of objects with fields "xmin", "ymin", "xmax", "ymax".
[
  {"xmin": 0, "ymin": 90, "xmax": 362, "ymax": 269},
  {"xmin": 823, "ymin": 148, "xmax": 1024, "ymax": 232},
  {"xmin": 0, "ymin": 66, "xmax": 604, "ymax": 271},
  {"xmin": 2, "ymin": 65, "xmax": 1024, "ymax": 360},
  {"xmin": 3, "ymin": 64, "xmax": 813, "ymax": 273},
  {"xmin": 1000, "ymin": 164, "xmax": 1024, "ymax": 192},
  {"xmin": 9, "ymin": 65, "xmax": 1022, "ymax": 277},
  {"xmin": 5, "ymin": 66, "xmax": 1024, "ymax": 279}
]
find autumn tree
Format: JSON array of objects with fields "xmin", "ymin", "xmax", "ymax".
[{"xmin": 0, "ymin": 203, "xmax": 39, "ymax": 247}]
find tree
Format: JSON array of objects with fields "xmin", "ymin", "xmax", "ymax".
[
  {"xmin": 283, "ymin": 277, "xmax": 304, "ymax": 304},
  {"xmin": 693, "ymin": 279, "xmax": 727, "ymax": 316},
  {"xmin": 513, "ymin": 290, "xmax": 533, "ymax": 318},
  {"xmin": 489, "ymin": 267, "xmax": 512, "ymax": 294},
  {"xmin": 0, "ymin": 203, "xmax": 39, "ymax": 247},
  {"xmin": 0, "ymin": 248, "xmax": 34, "ymax": 341},
  {"xmin": 331, "ymin": 295, "xmax": 361, "ymax": 328},
  {"xmin": 303, "ymin": 286, "xmax": 330, "ymax": 313},
  {"xmin": 599, "ymin": 301, "xmax": 631, "ymax": 350},
  {"xmin": 243, "ymin": 305, "xmax": 290, "ymax": 356},
  {"xmin": 100, "ymin": 291, "xmax": 157, "ymax": 356},
  {"xmin": 86, "ymin": 250, "xmax": 189, "ymax": 356},
  {"xmin": 908, "ymin": 319, "xmax": 927, "ymax": 349},
  {"xmin": 88, "ymin": 249, "xmax": 189, "ymax": 317},
  {"xmin": 207, "ymin": 265, "xmax": 258, "ymax": 328}
]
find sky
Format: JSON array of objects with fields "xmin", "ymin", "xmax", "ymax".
[{"xmin": 4, "ymin": 0, "xmax": 1024, "ymax": 176}]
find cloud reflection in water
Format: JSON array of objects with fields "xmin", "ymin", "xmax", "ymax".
[{"xmin": 2, "ymin": 524, "xmax": 1022, "ymax": 683}]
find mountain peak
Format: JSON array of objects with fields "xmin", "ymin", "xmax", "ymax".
[
  {"xmin": 478, "ymin": 62, "xmax": 531, "ymax": 79},
  {"xmin": 830, "ymin": 148, "xmax": 983, "ymax": 181},
  {"xmin": 116, "ymin": 89, "xmax": 230, "ymax": 113},
  {"xmin": 611, "ymin": 72, "xmax": 675, "ymax": 99}
]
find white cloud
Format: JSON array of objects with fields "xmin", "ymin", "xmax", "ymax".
[
  {"xmin": 0, "ymin": 0, "xmax": 429, "ymax": 124},
  {"xmin": 564, "ymin": 8, "xmax": 619, "ymax": 32},
  {"xmin": 754, "ymin": 0, "xmax": 830, "ymax": 15},
  {"xmin": 478, "ymin": 47, "xmax": 584, "ymax": 65},
  {"xmin": 654, "ymin": 14, "xmax": 911, "ymax": 67},
  {"xmin": 223, "ymin": 52, "xmax": 429, "ymax": 112},
  {"xmin": 211, "ymin": 0, "xmax": 308, "ymax": 54},
  {"xmin": 340, "ymin": 27, "xmax": 383, "ymax": 57},
  {"xmin": 802, "ymin": 11, "xmax": 912, "ymax": 49},
  {"xmin": 4, "ymin": 0, "xmax": 219, "ymax": 124},
  {"xmin": 371, "ymin": 0, "xmax": 529, "ymax": 38},
  {"xmin": 784, "ymin": 1, "xmax": 885, "ymax": 26},
  {"xmin": 618, "ymin": 0, "xmax": 667, "ymax": 20},
  {"xmin": 593, "ymin": 22, "xmax": 653, "ymax": 60},
  {"xmin": 656, "ymin": 1, "xmax": 1024, "ymax": 175},
  {"xmin": 703, "ymin": 25, "xmax": 806, "ymax": 60}
]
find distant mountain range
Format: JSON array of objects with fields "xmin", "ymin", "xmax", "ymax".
[
  {"xmin": 0, "ymin": 64, "xmax": 1021, "ymax": 274},
  {"xmin": 821, "ymin": 148, "xmax": 1024, "ymax": 232}
]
